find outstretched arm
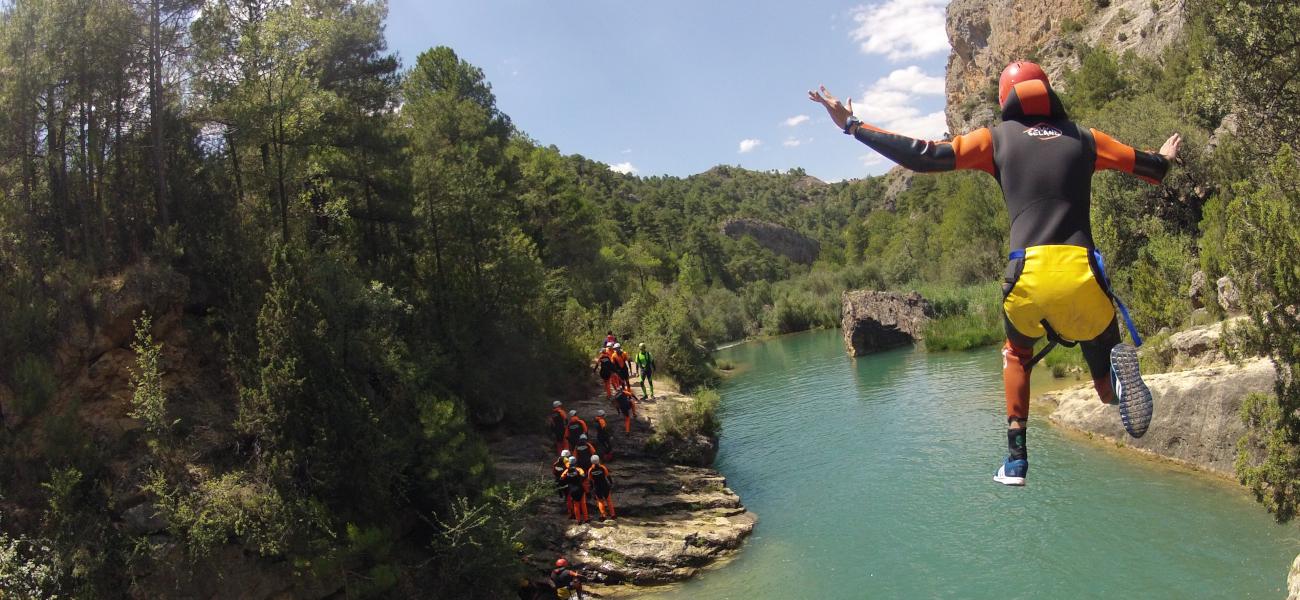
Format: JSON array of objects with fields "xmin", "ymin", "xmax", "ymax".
[
  {"xmin": 808, "ymin": 85, "xmax": 994, "ymax": 174},
  {"xmin": 1091, "ymin": 129, "xmax": 1181, "ymax": 184}
]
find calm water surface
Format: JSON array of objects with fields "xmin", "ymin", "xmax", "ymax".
[{"xmin": 650, "ymin": 329, "xmax": 1297, "ymax": 599}]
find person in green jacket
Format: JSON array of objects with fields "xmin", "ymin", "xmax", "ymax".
[{"xmin": 634, "ymin": 343, "xmax": 655, "ymax": 399}]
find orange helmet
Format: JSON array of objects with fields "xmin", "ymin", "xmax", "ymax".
[
  {"xmin": 998, "ymin": 61, "xmax": 1050, "ymax": 106},
  {"xmin": 556, "ymin": 558, "xmax": 568, "ymax": 568}
]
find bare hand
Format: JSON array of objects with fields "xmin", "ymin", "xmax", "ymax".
[
  {"xmin": 1160, "ymin": 133, "xmax": 1181, "ymax": 162},
  {"xmin": 808, "ymin": 85, "xmax": 854, "ymax": 130}
]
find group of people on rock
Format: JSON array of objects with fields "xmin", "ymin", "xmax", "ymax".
[
  {"xmin": 528, "ymin": 332, "xmax": 661, "ymax": 598},
  {"xmin": 544, "ymin": 332, "xmax": 657, "ymax": 526}
]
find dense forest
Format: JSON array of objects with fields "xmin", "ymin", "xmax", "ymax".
[{"xmin": 0, "ymin": 0, "xmax": 1296, "ymax": 596}]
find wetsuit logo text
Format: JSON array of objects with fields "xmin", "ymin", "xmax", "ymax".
[{"xmin": 1024, "ymin": 123, "xmax": 1063, "ymax": 141}]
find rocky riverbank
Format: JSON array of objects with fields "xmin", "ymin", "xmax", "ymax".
[
  {"xmin": 489, "ymin": 383, "xmax": 755, "ymax": 597},
  {"xmin": 1042, "ymin": 319, "xmax": 1269, "ymax": 477}
]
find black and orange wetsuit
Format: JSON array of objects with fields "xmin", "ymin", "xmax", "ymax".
[
  {"xmin": 560, "ymin": 464, "xmax": 589, "ymax": 522},
  {"xmin": 573, "ymin": 440, "xmax": 595, "ymax": 470},
  {"xmin": 549, "ymin": 406, "xmax": 568, "ymax": 452},
  {"xmin": 848, "ymin": 79, "xmax": 1170, "ymax": 422},
  {"xmin": 587, "ymin": 462, "xmax": 615, "ymax": 518},
  {"xmin": 615, "ymin": 387, "xmax": 637, "ymax": 432},
  {"xmin": 594, "ymin": 415, "xmax": 613, "ymax": 459},
  {"xmin": 596, "ymin": 348, "xmax": 616, "ymax": 398},
  {"xmin": 566, "ymin": 414, "xmax": 588, "ymax": 450},
  {"xmin": 612, "ymin": 350, "xmax": 631, "ymax": 384},
  {"xmin": 551, "ymin": 455, "xmax": 569, "ymax": 497}
]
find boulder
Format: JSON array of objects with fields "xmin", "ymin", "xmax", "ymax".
[
  {"xmin": 1047, "ymin": 358, "xmax": 1274, "ymax": 477},
  {"xmin": 719, "ymin": 218, "xmax": 820, "ymax": 265},
  {"xmin": 842, "ymin": 290, "xmax": 932, "ymax": 357},
  {"xmin": 1156, "ymin": 317, "xmax": 1248, "ymax": 370},
  {"xmin": 1217, "ymin": 276, "xmax": 1241, "ymax": 313},
  {"xmin": 1187, "ymin": 270, "xmax": 1206, "ymax": 309}
]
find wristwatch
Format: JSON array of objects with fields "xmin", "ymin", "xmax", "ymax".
[{"xmin": 842, "ymin": 116, "xmax": 862, "ymax": 135}]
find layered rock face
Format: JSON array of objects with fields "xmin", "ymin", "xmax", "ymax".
[
  {"xmin": 1044, "ymin": 318, "xmax": 1271, "ymax": 477},
  {"xmin": 1047, "ymin": 358, "xmax": 1272, "ymax": 477},
  {"xmin": 945, "ymin": 0, "xmax": 1184, "ymax": 134},
  {"xmin": 720, "ymin": 218, "xmax": 820, "ymax": 265},
  {"xmin": 490, "ymin": 387, "xmax": 754, "ymax": 593},
  {"xmin": 841, "ymin": 291, "xmax": 932, "ymax": 357}
]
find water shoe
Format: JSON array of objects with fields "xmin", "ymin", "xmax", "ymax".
[
  {"xmin": 1110, "ymin": 343, "xmax": 1153, "ymax": 438},
  {"xmin": 994, "ymin": 456, "xmax": 1028, "ymax": 486}
]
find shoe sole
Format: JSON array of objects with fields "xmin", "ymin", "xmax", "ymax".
[
  {"xmin": 994, "ymin": 474, "xmax": 1025, "ymax": 486},
  {"xmin": 1111, "ymin": 343, "xmax": 1153, "ymax": 438}
]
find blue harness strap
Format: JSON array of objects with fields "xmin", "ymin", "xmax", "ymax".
[{"xmin": 1007, "ymin": 248, "xmax": 1143, "ymax": 347}]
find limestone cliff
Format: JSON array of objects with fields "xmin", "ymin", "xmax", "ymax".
[
  {"xmin": 945, "ymin": 0, "xmax": 1185, "ymax": 134},
  {"xmin": 720, "ymin": 218, "xmax": 821, "ymax": 265}
]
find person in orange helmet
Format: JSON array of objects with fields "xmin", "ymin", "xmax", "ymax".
[
  {"xmin": 549, "ymin": 558, "xmax": 583, "ymax": 599},
  {"xmin": 586, "ymin": 455, "xmax": 616, "ymax": 520},
  {"xmin": 810, "ymin": 60, "xmax": 1179, "ymax": 486}
]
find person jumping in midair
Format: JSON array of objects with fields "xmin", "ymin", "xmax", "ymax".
[{"xmin": 810, "ymin": 61, "xmax": 1180, "ymax": 486}]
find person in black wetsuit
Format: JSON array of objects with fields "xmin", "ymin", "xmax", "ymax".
[
  {"xmin": 587, "ymin": 455, "xmax": 615, "ymax": 520},
  {"xmin": 810, "ymin": 60, "xmax": 1181, "ymax": 486}
]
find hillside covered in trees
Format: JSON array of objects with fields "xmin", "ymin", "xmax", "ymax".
[{"xmin": 0, "ymin": 0, "xmax": 1298, "ymax": 596}]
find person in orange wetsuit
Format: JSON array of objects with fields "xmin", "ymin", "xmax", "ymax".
[
  {"xmin": 611, "ymin": 343, "xmax": 632, "ymax": 388},
  {"xmin": 572, "ymin": 434, "xmax": 596, "ymax": 470},
  {"xmin": 810, "ymin": 60, "xmax": 1180, "ymax": 486},
  {"xmin": 560, "ymin": 462, "xmax": 589, "ymax": 523},
  {"xmin": 614, "ymin": 384, "xmax": 638, "ymax": 433},
  {"xmin": 587, "ymin": 455, "xmax": 616, "ymax": 520},
  {"xmin": 593, "ymin": 409, "xmax": 614, "ymax": 461},
  {"xmin": 565, "ymin": 410, "xmax": 588, "ymax": 451},
  {"xmin": 548, "ymin": 400, "xmax": 569, "ymax": 453},
  {"xmin": 551, "ymin": 450, "xmax": 571, "ymax": 499},
  {"xmin": 594, "ymin": 343, "xmax": 616, "ymax": 399}
]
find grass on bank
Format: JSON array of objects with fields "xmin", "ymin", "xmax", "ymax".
[{"xmin": 917, "ymin": 282, "xmax": 1004, "ymax": 351}]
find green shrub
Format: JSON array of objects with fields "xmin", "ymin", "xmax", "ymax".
[{"xmin": 669, "ymin": 389, "xmax": 721, "ymax": 439}]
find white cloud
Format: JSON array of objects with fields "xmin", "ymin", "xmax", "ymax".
[
  {"xmin": 784, "ymin": 114, "xmax": 811, "ymax": 127},
  {"xmin": 738, "ymin": 139, "xmax": 762, "ymax": 153},
  {"xmin": 849, "ymin": 0, "xmax": 950, "ymax": 61},
  {"xmin": 621, "ymin": 148, "xmax": 633, "ymax": 154},
  {"xmin": 860, "ymin": 153, "xmax": 887, "ymax": 168},
  {"xmin": 876, "ymin": 65, "xmax": 945, "ymax": 95},
  {"xmin": 783, "ymin": 138, "xmax": 802, "ymax": 147},
  {"xmin": 852, "ymin": 66, "xmax": 948, "ymax": 140},
  {"xmin": 609, "ymin": 162, "xmax": 638, "ymax": 175}
]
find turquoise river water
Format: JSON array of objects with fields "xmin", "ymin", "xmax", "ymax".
[{"xmin": 649, "ymin": 329, "xmax": 1297, "ymax": 599}]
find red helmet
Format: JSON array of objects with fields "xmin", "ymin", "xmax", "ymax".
[
  {"xmin": 998, "ymin": 61, "xmax": 1050, "ymax": 106},
  {"xmin": 555, "ymin": 558, "xmax": 568, "ymax": 568}
]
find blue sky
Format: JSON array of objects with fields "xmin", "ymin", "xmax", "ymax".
[{"xmin": 385, "ymin": 0, "xmax": 952, "ymax": 182}]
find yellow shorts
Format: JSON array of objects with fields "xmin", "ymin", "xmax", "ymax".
[{"xmin": 1002, "ymin": 245, "xmax": 1116, "ymax": 342}]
